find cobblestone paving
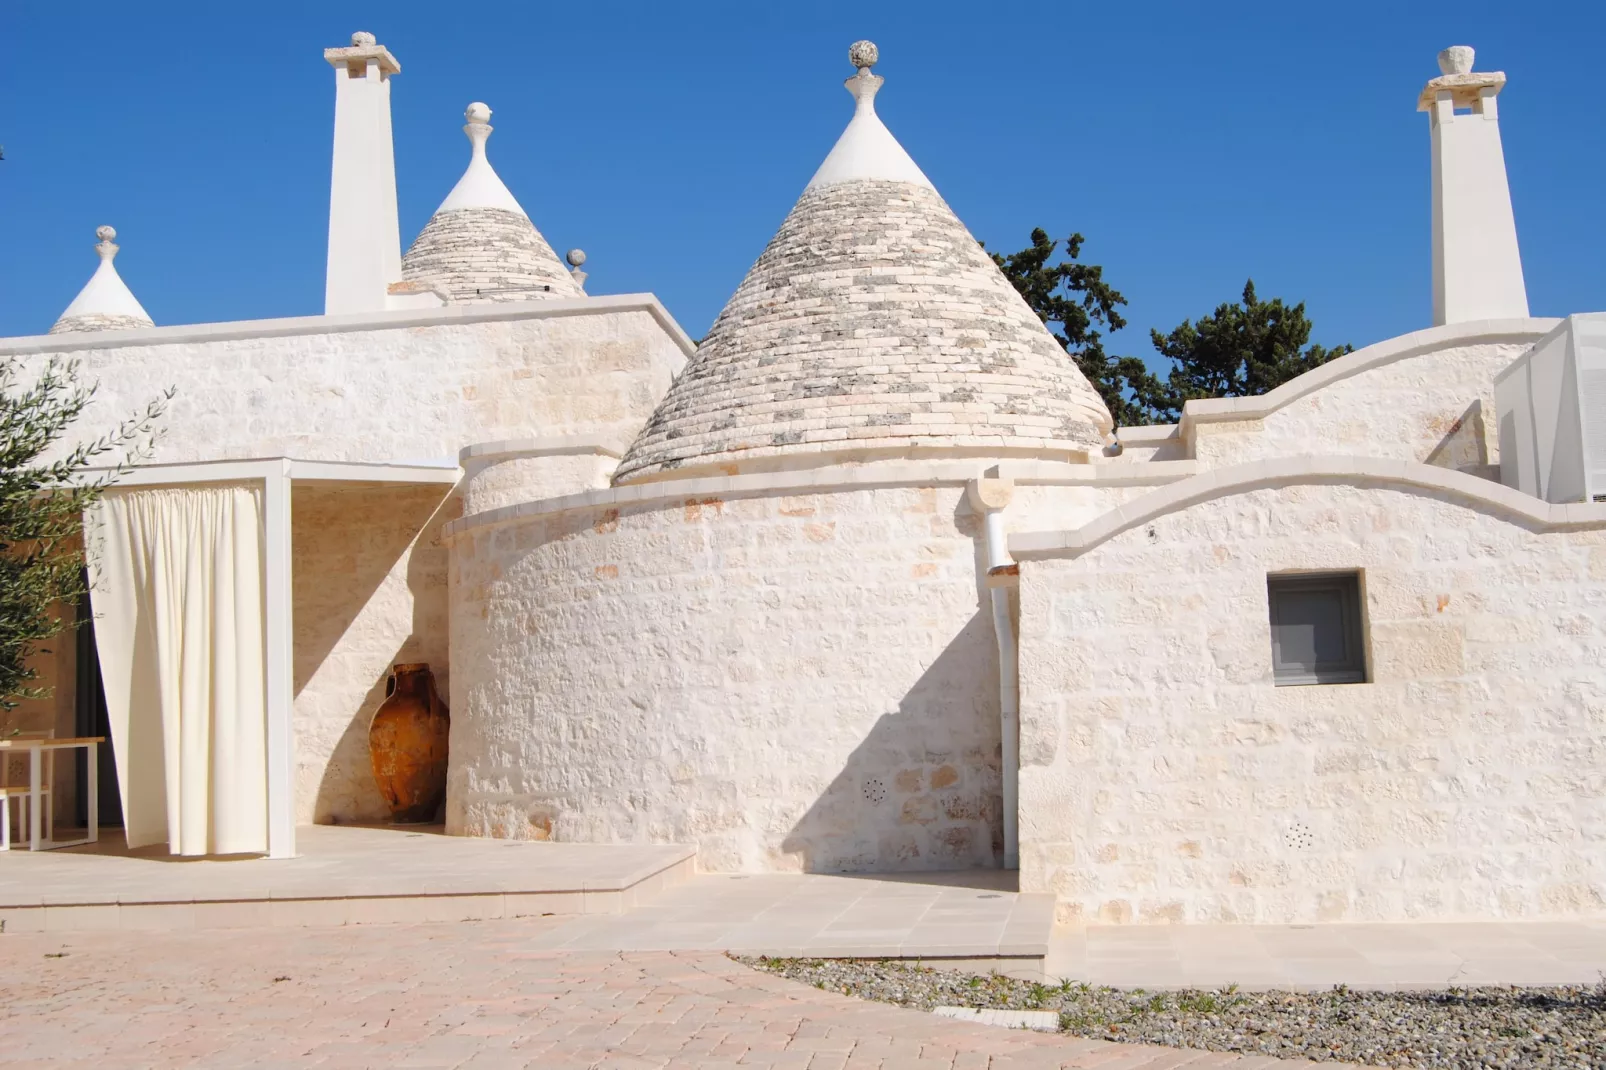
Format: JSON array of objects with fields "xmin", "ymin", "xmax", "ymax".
[{"xmin": 0, "ymin": 919, "xmax": 1349, "ymax": 1069}]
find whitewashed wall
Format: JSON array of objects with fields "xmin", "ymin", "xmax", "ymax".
[
  {"xmin": 291, "ymin": 484, "xmax": 458, "ymax": 824},
  {"xmin": 1017, "ymin": 478, "xmax": 1606, "ymax": 924},
  {"xmin": 4, "ymin": 300, "xmax": 687, "ymax": 830},
  {"xmin": 1184, "ymin": 327, "xmax": 1550, "ymax": 474},
  {"xmin": 16, "ymin": 304, "xmax": 686, "ymax": 466},
  {"xmin": 448, "ymin": 484, "xmax": 1010, "ymax": 872}
]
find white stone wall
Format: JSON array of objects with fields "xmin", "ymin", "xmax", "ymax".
[
  {"xmin": 1190, "ymin": 340, "xmax": 1532, "ymax": 473},
  {"xmin": 4, "ymin": 301, "xmax": 686, "ymax": 833},
  {"xmin": 1017, "ymin": 479, "xmax": 1606, "ymax": 923},
  {"xmin": 291, "ymin": 484, "xmax": 458, "ymax": 825},
  {"xmin": 448, "ymin": 484, "xmax": 1012, "ymax": 872},
  {"xmin": 23, "ymin": 306, "xmax": 684, "ymax": 467}
]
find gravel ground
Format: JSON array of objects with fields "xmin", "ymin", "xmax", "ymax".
[{"xmin": 738, "ymin": 957, "xmax": 1606, "ymax": 1069}]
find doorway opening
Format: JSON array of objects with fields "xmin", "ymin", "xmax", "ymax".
[{"xmin": 74, "ymin": 585, "xmax": 121, "ymax": 828}]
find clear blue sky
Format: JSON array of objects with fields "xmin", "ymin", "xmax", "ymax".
[{"xmin": 2, "ymin": 1, "xmax": 1602, "ymax": 368}]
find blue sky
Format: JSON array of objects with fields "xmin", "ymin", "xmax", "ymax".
[{"xmin": 2, "ymin": 1, "xmax": 1602, "ymax": 369}]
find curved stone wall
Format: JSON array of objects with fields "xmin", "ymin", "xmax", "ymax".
[
  {"xmin": 1016, "ymin": 476, "xmax": 1606, "ymax": 923},
  {"xmin": 446, "ymin": 482, "xmax": 1010, "ymax": 872},
  {"xmin": 459, "ymin": 437, "xmax": 621, "ymax": 514},
  {"xmin": 1181, "ymin": 323, "xmax": 1553, "ymax": 473}
]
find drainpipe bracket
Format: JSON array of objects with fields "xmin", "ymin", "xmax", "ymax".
[
  {"xmin": 985, "ymin": 563, "xmax": 1020, "ymax": 589},
  {"xmin": 967, "ymin": 477, "xmax": 1015, "ymax": 513}
]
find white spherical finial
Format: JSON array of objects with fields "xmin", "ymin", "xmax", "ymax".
[
  {"xmin": 849, "ymin": 40, "xmax": 879, "ymax": 71},
  {"xmin": 95, "ymin": 225, "xmax": 117, "ymax": 243},
  {"xmin": 351, "ymin": 31, "xmax": 376, "ymax": 47},
  {"xmin": 1438, "ymin": 45, "xmax": 1475, "ymax": 76},
  {"xmin": 566, "ymin": 248, "xmax": 587, "ymax": 268},
  {"xmin": 465, "ymin": 102, "xmax": 492, "ymax": 124}
]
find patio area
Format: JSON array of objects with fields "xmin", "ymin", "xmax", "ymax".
[{"xmin": 0, "ymin": 824, "xmax": 695, "ymax": 930}]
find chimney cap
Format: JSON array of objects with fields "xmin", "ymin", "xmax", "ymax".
[
  {"xmin": 1438, "ymin": 45, "xmax": 1475, "ymax": 75},
  {"xmin": 1418, "ymin": 45, "xmax": 1504, "ymax": 112},
  {"xmin": 325, "ymin": 32, "xmax": 400, "ymax": 75}
]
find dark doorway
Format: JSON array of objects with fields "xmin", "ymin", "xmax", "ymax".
[{"xmin": 74, "ymin": 586, "xmax": 121, "ymax": 827}]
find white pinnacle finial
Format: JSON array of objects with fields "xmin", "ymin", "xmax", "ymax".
[
  {"xmin": 49, "ymin": 224, "xmax": 153, "ymax": 333},
  {"xmin": 805, "ymin": 40, "xmax": 931, "ymax": 191},
  {"xmin": 566, "ymin": 249, "xmax": 588, "ymax": 290},
  {"xmin": 463, "ymin": 102, "xmax": 492, "ymax": 155},
  {"xmin": 351, "ymin": 31, "xmax": 376, "ymax": 46},
  {"xmin": 1438, "ymin": 45, "xmax": 1475, "ymax": 76},
  {"xmin": 431, "ymin": 101, "xmax": 528, "ymax": 217}
]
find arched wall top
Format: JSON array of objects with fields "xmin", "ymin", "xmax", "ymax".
[
  {"xmin": 1114, "ymin": 318, "xmax": 1557, "ymax": 450},
  {"xmin": 1009, "ymin": 455, "xmax": 1606, "ymax": 560}
]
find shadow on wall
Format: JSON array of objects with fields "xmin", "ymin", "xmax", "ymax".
[
  {"xmin": 294, "ymin": 485, "xmax": 457, "ymax": 825},
  {"xmin": 1425, "ymin": 398, "xmax": 1495, "ymax": 479},
  {"xmin": 780, "ymin": 611, "xmax": 1004, "ymax": 874}
]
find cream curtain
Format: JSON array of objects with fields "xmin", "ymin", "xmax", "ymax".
[{"xmin": 85, "ymin": 484, "xmax": 269, "ymax": 856}]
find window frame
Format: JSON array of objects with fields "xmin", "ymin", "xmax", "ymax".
[{"xmin": 1266, "ymin": 571, "xmax": 1368, "ymax": 687}]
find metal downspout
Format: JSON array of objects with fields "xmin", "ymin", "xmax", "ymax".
[{"xmin": 969, "ymin": 478, "xmax": 1019, "ymax": 870}]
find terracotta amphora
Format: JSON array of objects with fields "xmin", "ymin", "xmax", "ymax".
[{"xmin": 368, "ymin": 663, "xmax": 450, "ymax": 823}]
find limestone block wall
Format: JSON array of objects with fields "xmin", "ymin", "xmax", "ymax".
[
  {"xmin": 1186, "ymin": 329, "xmax": 1548, "ymax": 473},
  {"xmin": 11, "ymin": 301, "xmax": 686, "ymax": 468},
  {"xmin": 447, "ymin": 483, "xmax": 1010, "ymax": 872},
  {"xmin": 459, "ymin": 439, "xmax": 620, "ymax": 514},
  {"xmin": 291, "ymin": 484, "xmax": 458, "ymax": 825},
  {"xmin": 1017, "ymin": 478, "xmax": 1606, "ymax": 924}
]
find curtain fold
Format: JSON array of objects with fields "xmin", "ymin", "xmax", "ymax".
[{"xmin": 85, "ymin": 484, "xmax": 268, "ymax": 856}]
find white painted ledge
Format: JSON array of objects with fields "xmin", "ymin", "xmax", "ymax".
[
  {"xmin": 459, "ymin": 435, "xmax": 628, "ymax": 464},
  {"xmin": 0, "ymin": 293, "xmax": 698, "ymax": 363},
  {"xmin": 441, "ymin": 458, "xmax": 1201, "ymax": 542},
  {"xmin": 1009, "ymin": 455, "xmax": 1606, "ymax": 559}
]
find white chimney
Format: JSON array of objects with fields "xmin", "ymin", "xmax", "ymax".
[
  {"xmin": 323, "ymin": 31, "xmax": 402, "ymax": 315},
  {"xmin": 1420, "ymin": 45, "xmax": 1528, "ymax": 326}
]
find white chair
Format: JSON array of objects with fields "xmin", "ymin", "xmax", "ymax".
[{"xmin": 1, "ymin": 730, "xmax": 54, "ymax": 849}]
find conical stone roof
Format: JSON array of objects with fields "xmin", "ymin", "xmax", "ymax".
[
  {"xmin": 615, "ymin": 43, "xmax": 1111, "ymax": 482},
  {"xmin": 50, "ymin": 226, "xmax": 153, "ymax": 334},
  {"xmin": 401, "ymin": 103, "xmax": 582, "ymax": 304}
]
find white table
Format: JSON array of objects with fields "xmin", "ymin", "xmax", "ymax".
[{"xmin": 0, "ymin": 736, "xmax": 103, "ymax": 851}]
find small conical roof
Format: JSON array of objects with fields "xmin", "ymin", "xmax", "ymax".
[
  {"xmin": 401, "ymin": 103, "xmax": 582, "ymax": 304},
  {"xmin": 616, "ymin": 42, "xmax": 1111, "ymax": 482},
  {"xmin": 50, "ymin": 226, "xmax": 154, "ymax": 334}
]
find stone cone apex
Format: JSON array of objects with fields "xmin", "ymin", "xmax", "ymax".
[
  {"xmin": 50, "ymin": 226, "xmax": 154, "ymax": 334},
  {"xmin": 616, "ymin": 43, "xmax": 1112, "ymax": 482},
  {"xmin": 401, "ymin": 102, "xmax": 582, "ymax": 304}
]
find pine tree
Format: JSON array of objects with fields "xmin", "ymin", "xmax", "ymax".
[
  {"xmin": 1146, "ymin": 280, "xmax": 1353, "ymax": 422},
  {"xmin": 988, "ymin": 229, "xmax": 1164, "ymax": 428},
  {"xmin": 0, "ymin": 358, "xmax": 166, "ymax": 710}
]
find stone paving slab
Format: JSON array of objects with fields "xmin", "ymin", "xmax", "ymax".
[
  {"xmin": 0, "ymin": 825, "xmax": 694, "ymax": 905},
  {"xmin": 507, "ymin": 871, "xmax": 1054, "ymax": 969},
  {"xmin": 1047, "ymin": 919, "xmax": 1606, "ymax": 990},
  {"xmin": 0, "ymin": 919, "xmax": 1358, "ymax": 1069}
]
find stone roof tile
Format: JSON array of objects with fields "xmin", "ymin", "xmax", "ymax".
[{"xmin": 616, "ymin": 46, "xmax": 1110, "ymax": 481}]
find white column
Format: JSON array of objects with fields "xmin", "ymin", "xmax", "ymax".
[
  {"xmin": 324, "ymin": 32, "xmax": 402, "ymax": 316},
  {"xmin": 263, "ymin": 462, "xmax": 296, "ymax": 858},
  {"xmin": 1421, "ymin": 45, "xmax": 1528, "ymax": 326}
]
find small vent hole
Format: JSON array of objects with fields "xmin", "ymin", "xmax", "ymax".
[
  {"xmin": 1283, "ymin": 823, "xmax": 1314, "ymax": 850},
  {"xmin": 862, "ymin": 779, "xmax": 887, "ymax": 805}
]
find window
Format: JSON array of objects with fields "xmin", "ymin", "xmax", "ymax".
[{"xmin": 1267, "ymin": 572, "xmax": 1367, "ymax": 686}]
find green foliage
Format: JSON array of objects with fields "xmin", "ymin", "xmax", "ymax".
[
  {"xmin": 988, "ymin": 229, "xmax": 1165, "ymax": 429},
  {"xmin": 989, "ymin": 230, "xmax": 1352, "ymax": 431},
  {"xmin": 0, "ymin": 358, "xmax": 167, "ymax": 711},
  {"xmin": 1145, "ymin": 279, "xmax": 1353, "ymax": 423}
]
